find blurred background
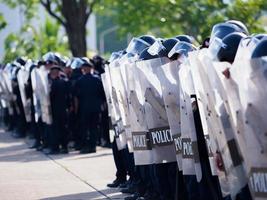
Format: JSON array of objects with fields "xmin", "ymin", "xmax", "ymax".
[{"xmin": 0, "ymin": 0, "xmax": 266, "ymax": 62}]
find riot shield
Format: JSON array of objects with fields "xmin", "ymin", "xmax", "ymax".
[
  {"xmin": 0, "ymin": 68, "xmax": 13, "ymax": 114},
  {"xmin": 188, "ymin": 50, "xmax": 221, "ymax": 176},
  {"xmin": 157, "ymin": 60, "xmax": 183, "ymax": 170},
  {"xmin": 2, "ymin": 65, "xmax": 15, "ymax": 115},
  {"xmin": 17, "ymin": 66, "xmax": 31, "ymax": 122},
  {"xmin": 31, "ymin": 67, "xmax": 43, "ymax": 123},
  {"xmin": 121, "ymin": 62, "xmax": 135, "ymax": 153},
  {"xmin": 233, "ymin": 56, "xmax": 267, "ymax": 200},
  {"xmin": 196, "ymin": 49, "xmax": 247, "ymax": 198},
  {"xmin": 106, "ymin": 64, "xmax": 127, "ymax": 151},
  {"xmin": 136, "ymin": 57, "xmax": 177, "ymax": 164},
  {"xmin": 36, "ymin": 66, "xmax": 52, "ymax": 125},
  {"xmin": 110, "ymin": 62, "xmax": 133, "ymax": 152},
  {"xmin": 212, "ymin": 61, "xmax": 247, "ymax": 167},
  {"xmin": 100, "ymin": 71, "xmax": 115, "ymax": 143},
  {"xmin": 188, "ymin": 50, "xmax": 231, "ymax": 196},
  {"xmin": 0, "ymin": 71, "xmax": 7, "ymax": 109},
  {"xmin": 126, "ymin": 62, "xmax": 154, "ymax": 165},
  {"xmin": 179, "ymin": 62, "xmax": 202, "ymax": 181}
]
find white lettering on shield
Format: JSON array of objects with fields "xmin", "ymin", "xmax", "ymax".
[
  {"xmin": 151, "ymin": 129, "xmax": 172, "ymax": 145},
  {"xmin": 133, "ymin": 135, "xmax": 147, "ymax": 148},
  {"xmin": 183, "ymin": 140, "xmax": 193, "ymax": 157},
  {"xmin": 174, "ymin": 136, "xmax": 182, "ymax": 153},
  {"xmin": 250, "ymin": 171, "xmax": 267, "ymax": 194}
]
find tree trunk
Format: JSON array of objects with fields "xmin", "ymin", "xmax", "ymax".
[
  {"xmin": 41, "ymin": 0, "xmax": 93, "ymax": 57},
  {"xmin": 65, "ymin": 21, "xmax": 87, "ymax": 57},
  {"xmin": 62, "ymin": 0, "xmax": 88, "ymax": 57}
]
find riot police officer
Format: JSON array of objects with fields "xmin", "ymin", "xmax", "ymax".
[
  {"xmin": 74, "ymin": 58, "xmax": 106, "ymax": 154},
  {"xmin": 48, "ymin": 64, "xmax": 69, "ymax": 154}
]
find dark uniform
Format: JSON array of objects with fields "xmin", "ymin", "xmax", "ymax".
[
  {"xmin": 75, "ymin": 73, "xmax": 106, "ymax": 153},
  {"xmin": 68, "ymin": 68, "xmax": 83, "ymax": 149},
  {"xmin": 49, "ymin": 76, "xmax": 69, "ymax": 153}
]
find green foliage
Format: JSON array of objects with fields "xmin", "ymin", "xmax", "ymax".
[
  {"xmin": 0, "ymin": 13, "xmax": 7, "ymax": 30},
  {"xmin": 0, "ymin": 0, "xmax": 39, "ymax": 20},
  {"xmin": 99, "ymin": 0, "xmax": 267, "ymax": 42},
  {"xmin": 3, "ymin": 17, "xmax": 70, "ymax": 63},
  {"xmin": 1, "ymin": 0, "xmax": 266, "ymax": 60}
]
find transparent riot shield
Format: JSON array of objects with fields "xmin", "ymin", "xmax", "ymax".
[
  {"xmin": 31, "ymin": 67, "xmax": 43, "ymax": 123},
  {"xmin": 17, "ymin": 66, "xmax": 31, "ymax": 122},
  {"xmin": 36, "ymin": 66, "xmax": 52, "ymax": 125},
  {"xmin": 126, "ymin": 62, "xmax": 154, "ymax": 165},
  {"xmin": 188, "ymin": 50, "xmax": 230, "ymax": 196},
  {"xmin": 157, "ymin": 60, "xmax": 183, "ymax": 170},
  {"xmin": 121, "ymin": 62, "xmax": 135, "ymax": 153},
  {"xmin": 106, "ymin": 64, "xmax": 127, "ymax": 150},
  {"xmin": 234, "ymin": 56, "xmax": 267, "ymax": 200},
  {"xmin": 101, "ymin": 72, "xmax": 115, "ymax": 143},
  {"xmin": 197, "ymin": 49, "xmax": 247, "ymax": 198},
  {"xmin": 110, "ymin": 62, "xmax": 133, "ymax": 152},
  {"xmin": 179, "ymin": 62, "xmax": 202, "ymax": 182},
  {"xmin": 136, "ymin": 57, "xmax": 176, "ymax": 164},
  {"xmin": 212, "ymin": 61, "xmax": 247, "ymax": 167},
  {"xmin": 2, "ymin": 65, "xmax": 15, "ymax": 115},
  {"xmin": 0, "ymin": 68, "xmax": 12, "ymax": 114}
]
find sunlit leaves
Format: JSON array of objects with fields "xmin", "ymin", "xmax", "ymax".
[
  {"xmin": 3, "ymin": 18, "xmax": 69, "ymax": 62},
  {"xmin": 98, "ymin": 0, "xmax": 266, "ymax": 42}
]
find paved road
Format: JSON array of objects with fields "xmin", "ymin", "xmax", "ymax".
[{"xmin": 0, "ymin": 129, "xmax": 128, "ymax": 200}]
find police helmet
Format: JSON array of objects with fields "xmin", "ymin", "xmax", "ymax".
[
  {"xmin": 126, "ymin": 37, "xmax": 151, "ymax": 55},
  {"xmin": 158, "ymin": 38, "xmax": 179, "ymax": 57},
  {"xmin": 217, "ymin": 32, "xmax": 246, "ymax": 63},
  {"xmin": 54, "ymin": 53, "xmax": 68, "ymax": 67},
  {"xmin": 168, "ymin": 41, "xmax": 196, "ymax": 60},
  {"xmin": 175, "ymin": 35, "xmax": 194, "ymax": 44},
  {"xmin": 139, "ymin": 47, "xmax": 159, "ymax": 61},
  {"xmin": 139, "ymin": 35, "xmax": 156, "ymax": 45},
  {"xmin": 254, "ymin": 34, "xmax": 267, "ymax": 40},
  {"xmin": 210, "ymin": 22, "xmax": 248, "ymax": 42},
  {"xmin": 70, "ymin": 58, "xmax": 84, "ymax": 69},
  {"xmin": 109, "ymin": 51, "xmax": 124, "ymax": 63},
  {"xmin": 251, "ymin": 39, "xmax": 267, "ymax": 58},
  {"xmin": 14, "ymin": 57, "xmax": 27, "ymax": 66},
  {"xmin": 42, "ymin": 52, "xmax": 57, "ymax": 65},
  {"xmin": 226, "ymin": 20, "xmax": 249, "ymax": 35}
]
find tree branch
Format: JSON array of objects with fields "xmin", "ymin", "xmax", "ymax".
[
  {"xmin": 40, "ymin": 0, "xmax": 66, "ymax": 27},
  {"xmin": 85, "ymin": 0, "xmax": 98, "ymax": 23}
]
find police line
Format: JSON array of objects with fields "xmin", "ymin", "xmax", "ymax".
[{"xmin": 102, "ymin": 21, "xmax": 267, "ymax": 200}]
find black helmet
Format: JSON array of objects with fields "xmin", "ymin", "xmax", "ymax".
[
  {"xmin": 126, "ymin": 37, "xmax": 151, "ymax": 55},
  {"xmin": 210, "ymin": 22, "xmax": 248, "ymax": 42},
  {"xmin": 251, "ymin": 39, "xmax": 267, "ymax": 58},
  {"xmin": 217, "ymin": 32, "xmax": 246, "ymax": 63},
  {"xmin": 139, "ymin": 47, "xmax": 159, "ymax": 60},
  {"xmin": 15, "ymin": 57, "xmax": 27, "ymax": 66},
  {"xmin": 54, "ymin": 53, "xmax": 66, "ymax": 66},
  {"xmin": 109, "ymin": 51, "xmax": 123, "ymax": 63},
  {"xmin": 168, "ymin": 41, "xmax": 196, "ymax": 60},
  {"xmin": 139, "ymin": 35, "xmax": 156, "ymax": 45},
  {"xmin": 158, "ymin": 38, "xmax": 179, "ymax": 57},
  {"xmin": 254, "ymin": 34, "xmax": 267, "ymax": 40},
  {"xmin": 42, "ymin": 52, "xmax": 57, "ymax": 65},
  {"xmin": 70, "ymin": 58, "xmax": 84, "ymax": 69},
  {"xmin": 226, "ymin": 20, "xmax": 249, "ymax": 35},
  {"xmin": 175, "ymin": 35, "xmax": 193, "ymax": 44}
]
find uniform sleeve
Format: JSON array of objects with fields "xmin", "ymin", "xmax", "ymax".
[
  {"xmin": 73, "ymin": 79, "xmax": 81, "ymax": 98},
  {"xmin": 64, "ymin": 80, "xmax": 71, "ymax": 109}
]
